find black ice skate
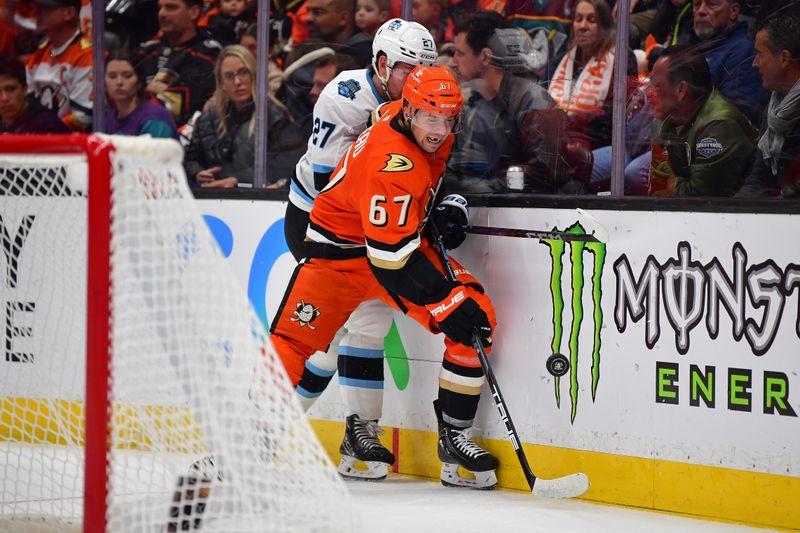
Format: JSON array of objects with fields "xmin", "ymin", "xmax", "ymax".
[
  {"xmin": 168, "ymin": 456, "xmax": 219, "ymax": 532},
  {"xmin": 434, "ymin": 400, "xmax": 498, "ymax": 490},
  {"xmin": 338, "ymin": 414, "xmax": 396, "ymax": 481}
]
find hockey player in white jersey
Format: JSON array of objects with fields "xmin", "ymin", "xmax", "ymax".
[{"xmin": 283, "ymin": 18, "xmax": 437, "ymax": 481}]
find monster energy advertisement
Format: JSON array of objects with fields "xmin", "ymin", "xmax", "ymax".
[{"xmin": 542, "ymin": 223, "xmax": 606, "ymax": 423}]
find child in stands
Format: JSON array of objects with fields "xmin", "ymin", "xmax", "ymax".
[{"xmin": 355, "ymin": 0, "xmax": 391, "ymax": 37}]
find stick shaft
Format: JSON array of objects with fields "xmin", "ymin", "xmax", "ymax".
[
  {"xmin": 430, "ymin": 227, "xmax": 538, "ymax": 491},
  {"xmin": 462, "ymin": 225, "xmax": 602, "ymax": 243},
  {"xmin": 471, "ymin": 335, "xmax": 538, "ymax": 491}
]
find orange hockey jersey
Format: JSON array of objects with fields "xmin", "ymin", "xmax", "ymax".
[
  {"xmin": 307, "ymin": 100, "xmax": 454, "ymax": 271},
  {"xmin": 25, "ymin": 30, "xmax": 93, "ymax": 130}
]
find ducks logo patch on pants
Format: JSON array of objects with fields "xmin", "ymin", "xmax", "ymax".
[{"xmin": 291, "ymin": 301, "xmax": 321, "ymax": 329}]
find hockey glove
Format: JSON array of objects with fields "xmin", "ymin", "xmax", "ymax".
[
  {"xmin": 426, "ymin": 284, "xmax": 492, "ymax": 347},
  {"xmin": 430, "ymin": 194, "xmax": 468, "ymax": 250}
]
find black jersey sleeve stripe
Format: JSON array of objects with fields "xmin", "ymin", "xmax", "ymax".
[
  {"xmin": 307, "ymin": 220, "xmax": 363, "ymax": 248},
  {"xmin": 369, "ymin": 248, "xmax": 453, "ymax": 306}
]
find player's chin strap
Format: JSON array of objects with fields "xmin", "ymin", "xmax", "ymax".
[{"xmin": 375, "ymin": 62, "xmax": 393, "ymax": 101}]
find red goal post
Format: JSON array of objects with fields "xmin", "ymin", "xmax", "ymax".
[{"xmin": 0, "ymin": 134, "xmax": 359, "ymax": 532}]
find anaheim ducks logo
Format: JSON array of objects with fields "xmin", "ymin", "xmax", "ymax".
[
  {"xmin": 291, "ymin": 300, "xmax": 320, "ymax": 329},
  {"xmin": 381, "ymin": 154, "xmax": 414, "ymax": 172}
]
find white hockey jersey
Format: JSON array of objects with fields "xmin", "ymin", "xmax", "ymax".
[{"xmin": 289, "ymin": 68, "xmax": 386, "ymax": 212}]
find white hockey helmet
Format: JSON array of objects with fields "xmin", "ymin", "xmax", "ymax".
[{"xmin": 372, "ymin": 18, "xmax": 438, "ymax": 75}]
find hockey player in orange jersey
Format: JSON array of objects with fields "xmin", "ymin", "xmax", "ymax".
[{"xmin": 270, "ymin": 65, "xmax": 500, "ymax": 489}]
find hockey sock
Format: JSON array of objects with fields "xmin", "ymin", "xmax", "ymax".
[
  {"xmin": 338, "ymin": 337, "xmax": 384, "ymax": 421},
  {"xmin": 437, "ymin": 359, "xmax": 485, "ymax": 428}
]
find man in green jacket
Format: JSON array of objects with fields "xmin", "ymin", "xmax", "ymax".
[{"xmin": 649, "ymin": 45, "xmax": 757, "ymax": 196}]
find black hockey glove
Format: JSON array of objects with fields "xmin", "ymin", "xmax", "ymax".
[
  {"xmin": 429, "ymin": 194, "xmax": 468, "ymax": 250},
  {"xmin": 425, "ymin": 284, "xmax": 492, "ymax": 347}
]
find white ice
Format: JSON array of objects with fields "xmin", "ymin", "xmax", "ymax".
[
  {"xmin": 1, "ymin": 444, "xmax": 771, "ymax": 532},
  {"xmin": 347, "ymin": 475, "xmax": 769, "ymax": 533}
]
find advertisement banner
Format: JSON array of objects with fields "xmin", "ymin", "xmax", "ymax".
[{"xmin": 195, "ymin": 201, "xmax": 800, "ymax": 481}]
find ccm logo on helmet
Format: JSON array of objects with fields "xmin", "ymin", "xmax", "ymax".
[{"xmin": 429, "ymin": 289, "xmax": 466, "ymax": 317}]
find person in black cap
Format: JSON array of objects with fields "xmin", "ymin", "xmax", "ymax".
[{"xmin": 25, "ymin": 0, "xmax": 93, "ymax": 131}]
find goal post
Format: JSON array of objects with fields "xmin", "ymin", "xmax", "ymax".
[{"xmin": 0, "ymin": 134, "xmax": 359, "ymax": 532}]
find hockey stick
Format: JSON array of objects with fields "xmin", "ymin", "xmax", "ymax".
[
  {"xmin": 461, "ymin": 208, "xmax": 609, "ymax": 244},
  {"xmin": 430, "ymin": 226, "xmax": 590, "ymax": 499}
]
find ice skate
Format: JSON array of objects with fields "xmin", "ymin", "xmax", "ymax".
[
  {"xmin": 434, "ymin": 400, "xmax": 498, "ymax": 490},
  {"xmin": 338, "ymin": 414, "xmax": 396, "ymax": 481},
  {"xmin": 168, "ymin": 457, "xmax": 219, "ymax": 531}
]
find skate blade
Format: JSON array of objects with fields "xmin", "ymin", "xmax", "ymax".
[
  {"xmin": 440, "ymin": 462, "xmax": 497, "ymax": 490},
  {"xmin": 338, "ymin": 455, "xmax": 389, "ymax": 482}
]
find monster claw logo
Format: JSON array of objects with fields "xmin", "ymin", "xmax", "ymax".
[
  {"xmin": 541, "ymin": 222, "xmax": 607, "ymax": 423},
  {"xmin": 291, "ymin": 300, "xmax": 320, "ymax": 329}
]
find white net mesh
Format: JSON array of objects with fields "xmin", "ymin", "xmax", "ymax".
[{"xmin": 0, "ymin": 135, "xmax": 359, "ymax": 532}]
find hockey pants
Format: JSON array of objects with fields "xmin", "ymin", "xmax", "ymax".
[
  {"xmin": 270, "ymin": 245, "xmax": 496, "ymax": 428},
  {"xmin": 284, "ymin": 202, "xmax": 394, "ymax": 420}
]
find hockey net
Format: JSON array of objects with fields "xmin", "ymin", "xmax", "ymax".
[{"xmin": 0, "ymin": 134, "xmax": 359, "ymax": 532}]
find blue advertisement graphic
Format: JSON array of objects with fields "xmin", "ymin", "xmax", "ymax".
[{"xmin": 202, "ymin": 215, "xmax": 289, "ymax": 327}]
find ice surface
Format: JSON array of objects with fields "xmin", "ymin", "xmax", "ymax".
[{"xmin": 348, "ymin": 476, "xmax": 768, "ymax": 533}]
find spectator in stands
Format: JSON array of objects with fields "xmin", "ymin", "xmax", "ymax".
[
  {"xmin": 280, "ymin": 51, "xmax": 358, "ymax": 172},
  {"xmin": 279, "ymin": 46, "xmax": 334, "ymax": 139},
  {"xmin": 737, "ymin": 9, "xmax": 800, "ymax": 198},
  {"xmin": 239, "ymin": 21, "xmax": 258, "ymax": 57},
  {"xmin": 505, "ymin": 0, "xmax": 572, "ymax": 38},
  {"xmin": 104, "ymin": 49, "xmax": 178, "ymax": 139},
  {"xmin": 237, "ymin": 23, "xmax": 286, "ymax": 102},
  {"xmin": 309, "ymin": 52, "xmax": 359, "ymax": 104},
  {"xmin": 447, "ymin": 11, "xmax": 580, "ymax": 193},
  {"xmin": 137, "ymin": 0, "xmax": 221, "ymax": 127},
  {"xmin": 25, "ymin": 0, "xmax": 92, "ymax": 131},
  {"xmin": 614, "ymin": 0, "xmax": 661, "ymax": 50},
  {"xmin": 184, "ymin": 45, "xmax": 299, "ymax": 188},
  {"xmin": 0, "ymin": 54, "xmax": 68, "ymax": 133},
  {"xmin": 504, "ymin": 0, "xmax": 574, "ymax": 80},
  {"xmin": 286, "ymin": 0, "xmax": 373, "ymax": 67},
  {"xmin": 689, "ymin": 0, "xmax": 763, "ymax": 122},
  {"xmin": 647, "ymin": 0, "xmax": 696, "ymax": 65},
  {"xmin": 649, "ymin": 45, "xmax": 756, "ymax": 196},
  {"xmin": 591, "ymin": 0, "xmax": 763, "ymax": 194},
  {"xmin": 1, "ymin": 1, "xmax": 18, "ymax": 55},
  {"xmin": 204, "ymin": 0, "xmax": 255, "ymax": 45},
  {"xmin": 412, "ymin": 0, "xmax": 451, "ymax": 44},
  {"xmin": 547, "ymin": 0, "xmax": 639, "ymax": 152},
  {"xmin": 355, "ymin": 0, "xmax": 391, "ymax": 37}
]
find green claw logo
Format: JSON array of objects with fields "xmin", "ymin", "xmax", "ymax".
[{"xmin": 541, "ymin": 222, "xmax": 607, "ymax": 423}]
